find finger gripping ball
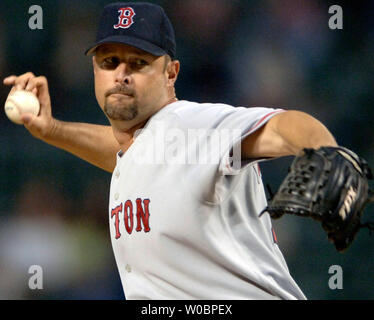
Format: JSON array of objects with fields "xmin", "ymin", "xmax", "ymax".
[{"xmin": 4, "ymin": 90, "xmax": 40, "ymax": 124}]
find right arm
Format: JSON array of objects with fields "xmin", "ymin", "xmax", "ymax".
[
  {"xmin": 44, "ymin": 121, "xmax": 119, "ymax": 173},
  {"xmin": 3, "ymin": 73, "xmax": 120, "ymax": 173}
]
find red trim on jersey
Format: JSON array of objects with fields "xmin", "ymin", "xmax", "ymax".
[
  {"xmin": 225, "ymin": 109, "xmax": 285, "ymax": 173},
  {"xmin": 248, "ymin": 109, "xmax": 285, "ymax": 134},
  {"xmin": 272, "ymin": 227, "xmax": 278, "ymax": 244}
]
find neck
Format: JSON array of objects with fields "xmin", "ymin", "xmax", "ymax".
[
  {"xmin": 112, "ymin": 95, "xmax": 179, "ymax": 150},
  {"xmin": 162, "ymin": 96, "xmax": 178, "ymax": 108}
]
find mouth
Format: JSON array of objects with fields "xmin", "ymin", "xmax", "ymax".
[
  {"xmin": 105, "ymin": 87, "xmax": 134, "ymax": 99},
  {"xmin": 108, "ymin": 93, "xmax": 134, "ymax": 100}
]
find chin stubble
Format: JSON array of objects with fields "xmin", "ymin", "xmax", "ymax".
[
  {"xmin": 104, "ymin": 85, "xmax": 138, "ymax": 121},
  {"xmin": 104, "ymin": 99, "xmax": 139, "ymax": 121}
]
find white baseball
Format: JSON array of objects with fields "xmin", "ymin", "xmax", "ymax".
[{"xmin": 4, "ymin": 90, "xmax": 40, "ymax": 125}]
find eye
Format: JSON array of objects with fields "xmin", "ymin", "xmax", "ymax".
[
  {"xmin": 130, "ymin": 58, "xmax": 149, "ymax": 69},
  {"xmin": 100, "ymin": 56, "xmax": 120, "ymax": 69}
]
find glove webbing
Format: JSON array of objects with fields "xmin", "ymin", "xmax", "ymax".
[{"xmin": 260, "ymin": 183, "xmax": 374, "ymax": 235}]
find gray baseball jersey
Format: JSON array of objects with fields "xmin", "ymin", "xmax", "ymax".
[{"xmin": 109, "ymin": 100, "xmax": 306, "ymax": 300}]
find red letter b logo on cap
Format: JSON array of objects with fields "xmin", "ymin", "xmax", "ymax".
[{"xmin": 114, "ymin": 7, "xmax": 135, "ymax": 29}]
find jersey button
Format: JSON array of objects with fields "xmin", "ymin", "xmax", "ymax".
[
  {"xmin": 125, "ymin": 264, "xmax": 132, "ymax": 273},
  {"xmin": 114, "ymin": 193, "xmax": 119, "ymax": 200},
  {"xmin": 115, "ymin": 170, "xmax": 120, "ymax": 178}
]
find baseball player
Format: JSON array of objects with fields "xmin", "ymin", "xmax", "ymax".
[{"xmin": 4, "ymin": 2, "xmax": 372, "ymax": 300}]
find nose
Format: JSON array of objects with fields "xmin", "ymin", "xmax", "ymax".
[{"xmin": 115, "ymin": 62, "xmax": 132, "ymax": 85}]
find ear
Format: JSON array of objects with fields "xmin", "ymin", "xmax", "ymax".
[
  {"xmin": 92, "ymin": 56, "xmax": 98, "ymax": 74},
  {"xmin": 166, "ymin": 60, "xmax": 180, "ymax": 87}
]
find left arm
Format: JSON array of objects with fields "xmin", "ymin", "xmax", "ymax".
[{"xmin": 241, "ymin": 110, "xmax": 338, "ymax": 159}]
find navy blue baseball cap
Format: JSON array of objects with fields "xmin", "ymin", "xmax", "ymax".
[{"xmin": 85, "ymin": 2, "xmax": 176, "ymax": 59}]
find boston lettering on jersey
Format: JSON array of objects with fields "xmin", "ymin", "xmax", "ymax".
[{"xmin": 111, "ymin": 198, "xmax": 151, "ymax": 238}]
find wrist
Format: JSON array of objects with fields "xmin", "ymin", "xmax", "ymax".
[{"xmin": 42, "ymin": 118, "xmax": 61, "ymax": 143}]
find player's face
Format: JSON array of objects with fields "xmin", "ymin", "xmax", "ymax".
[{"xmin": 93, "ymin": 43, "xmax": 173, "ymax": 126}]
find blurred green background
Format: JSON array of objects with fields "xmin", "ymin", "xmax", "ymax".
[{"xmin": 0, "ymin": 0, "xmax": 373, "ymax": 299}]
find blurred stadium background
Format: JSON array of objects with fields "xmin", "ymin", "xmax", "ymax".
[{"xmin": 0, "ymin": 0, "xmax": 373, "ymax": 299}]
